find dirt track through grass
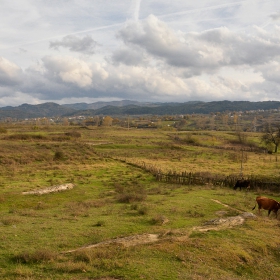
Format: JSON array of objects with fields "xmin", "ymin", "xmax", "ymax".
[
  {"xmin": 61, "ymin": 199, "xmax": 256, "ymax": 253},
  {"xmin": 211, "ymin": 198, "xmax": 243, "ymax": 213}
]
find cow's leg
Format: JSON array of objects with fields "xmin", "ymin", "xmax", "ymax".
[{"xmin": 268, "ymin": 210, "xmax": 271, "ymax": 216}]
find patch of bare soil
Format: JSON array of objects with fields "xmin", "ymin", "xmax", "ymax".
[
  {"xmin": 194, "ymin": 212, "xmax": 256, "ymax": 232},
  {"xmin": 62, "ymin": 199, "xmax": 257, "ymax": 253},
  {"xmin": 22, "ymin": 183, "xmax": 74, "ymax": 195},
  {"xmin": 193, "ymin": 200, "xmax": 256, "ymax": 232},
  {"xmin": 63, "ymin": 234, "xmax": 160, "ymax": 253}
]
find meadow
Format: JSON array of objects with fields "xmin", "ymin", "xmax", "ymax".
[{"xmin": 0, "ymin": 124, "xmax": 280, "ymax": 280}]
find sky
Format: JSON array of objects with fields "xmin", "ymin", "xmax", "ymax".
[{"xmin": 1, "ymin": 0, "xmax": 280, "ymax": 107}]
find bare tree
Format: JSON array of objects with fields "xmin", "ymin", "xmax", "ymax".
[{"xmin": 262, "ymin": 122, "xmax": 280, "ymax": 153}]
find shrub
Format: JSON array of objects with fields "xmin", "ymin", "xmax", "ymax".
[
  {"xmin": 65, "ymin": 131, "xmax": 81, "ymax": 138},
  {"xmin": 184, "ymin": 135, "xmax": 200, "ymax": 145},
  {"xmin": 5, "ymin": 133, "xmax": 46, "ymax": 140},
  {"xmin": 115, "ymin": 183, "xmax": 147, "ymax": 203},
  {"xmin": 54, "ymin": 261, "xmax": 89, "ymax": 273},
  {"xmin": 95, "ymin": 220, "xmax": 105, "ymax": 226},
  {"xmin": 53, "ymin": 151, "xmax": 65, "ymax": 161},
  {"xmin": 72, "ymin": 245, "xmax": 126, "ymax": 269},
  {"xmin": 1, "ymin": 216, "xmax": 20, "ymax": 225},
  {"xmin": 51, "ymin": 136, "xmax": 71, "ymax": 141},
  {"xmin": 117, "ymin": 192, "xmax": 147, "ymax": 203},
  {"xmin": 138, "ymin": 205, "xmax": 148, "ymax": 215},
  {"xmin": 130, "ymin": 203, "xmax": 138, "ymax": 210},
  {"xmin": 150, "ymin": 215, "xmax": 168, "ymax": 225},
  {"xmin": 13, "ymin": 249, "xmax": 57, "ymax": 263},
  {"xmin": 0, "ymin": 127, "xmax": 7, "ymax": 133},
  {"xmin": 185, "ymin": 210, "xmax": 205, "ymax": 218}
]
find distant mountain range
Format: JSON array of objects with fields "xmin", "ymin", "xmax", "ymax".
[
  {"xmin": 0, "ymin": 100, "xmax": 280, "ymax": 119},
  {"xmin": 63, "ymin": 100, "xmax": 157, "ymax": 110}
]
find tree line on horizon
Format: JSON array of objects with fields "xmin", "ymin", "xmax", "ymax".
[{"xmin": 0, "ymin": 100, "xmax": 280, "ymax": 120}]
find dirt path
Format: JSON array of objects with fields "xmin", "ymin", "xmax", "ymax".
[
  {"xmin": 20, "ymin": 186, "xmax": 257, "ymax": 251},
  {"xmin": 193, "ymin": 199, "xmax": 255, "ymax": 232},
  {"xmin": 211, "ymin": 199, "xmax": 243, "ymax": 213},
  {"xmin": 22, "ymin": 183, "xmax": 75, "ymax": 195},
  {"xmin": 63, "ymin": 234, "xmax": 160, "ymax": 253},
  {"xmin": 62, "ymin": 199, "xmax": 256, "ymax": 253}
]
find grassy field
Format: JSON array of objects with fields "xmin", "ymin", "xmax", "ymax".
[{"xmin": 0, "ymin": 125, "xmax": 280, "ymax": 279}]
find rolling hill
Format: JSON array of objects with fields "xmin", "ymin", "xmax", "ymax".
[{"xmin": 0, "ymin": 100, "xmax": 279, "ymax": 119}]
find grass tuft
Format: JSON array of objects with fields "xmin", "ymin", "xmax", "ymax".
[
  {"xmin": 54, "ymin": 261, "xmax": 89, "ymax": 273},
  {"xmin": 150, "ymin": 215, "xmax": 168, "ymax": 225},
  {"xmin": 13, "ymin": 249, "xmax": 57, "ymax": 264},
  {"xmin": 95, "ymin": 220, "xmax": 106, "ymax": 227},
  {"xmin": 1, "ymin": 216, "xmax": 20, "ymax": 225}
]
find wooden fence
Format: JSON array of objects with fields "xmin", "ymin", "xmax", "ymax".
[
  {"xmin": 93, "ymin": 150, "xmax": 280, "ymax": 191},
  {"xmin": 131, "ymin": 161, "xmax": 280, "ymax": 191}
]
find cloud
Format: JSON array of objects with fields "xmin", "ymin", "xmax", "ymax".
[
  {"xmin": 0, "ymin": 54, "xmax": 273, "ymax": 105},
  {"xmin": 42, "ymin": 56, "xmax": 93, "ymax": 88},
  {"xmin": 49, "ymin": 35, "xmax": 97, "ymax": 55},
  {"xmin": 270, "ymin": 12, "xmax": 280, "ymax": 21},
  {"xmin": 116, "ymin": 15, "xmax": 280, "ymax": 76},
  {"xmin": 18, "ymin": 55, "xmax": 110, "ymax": 101},
  {"xmin": 0, "ymin": 56, "xmax": 22, "ymax": 86},
  {"xmin": 134, "ymin": 0, "xmax": 142, "ymax": 21},
  {"xmin": 256, "ymin": 60, "xmax": 280, "ymax": 84},
  {"xmin": 100, "ymin": 64, "xmax": 190, "ymax": 101},
  {"xmin": 111, "ymin": 47, "xmax": 147, "ymax": 66},
  {"xmin": 24, "ymin": 61, "xmax": 192, "ymax": 102},
  {"xmin": 195, "ymin": 27, "xmax": 280, "ymax": 66},
  {"xmin": 3, "ymin": 9, "xmax": 280, "ymax": 106}
]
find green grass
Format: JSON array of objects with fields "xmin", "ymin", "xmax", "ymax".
[
  {"xmin": 1, "ymin": 179, "xmax": 279, "ymax": 279},
  {"xmin": 1, "ymin": 125, "xmax": 280, "ymax": 279}
]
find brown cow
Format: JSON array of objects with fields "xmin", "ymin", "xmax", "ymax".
[
  {"xmin": 252, "ymin": 196, "xmax": 280, "ymax": 218},
  {"xmin": 234, "ymin": 179, "xmax": 250, "ymax": 191}
]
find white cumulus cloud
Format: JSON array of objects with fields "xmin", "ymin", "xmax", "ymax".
[
  {"xmin": 0, "ymin": 57, "xmax": 22, "ymax": 86},
  {"xmin": 42, "ymin": 56, "xmax": 93, "ymax": 88}
]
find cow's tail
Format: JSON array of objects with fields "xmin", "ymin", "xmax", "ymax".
[{"xmin": 252, "ymin": 204, "xmax": 256, "ymax": 210}]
